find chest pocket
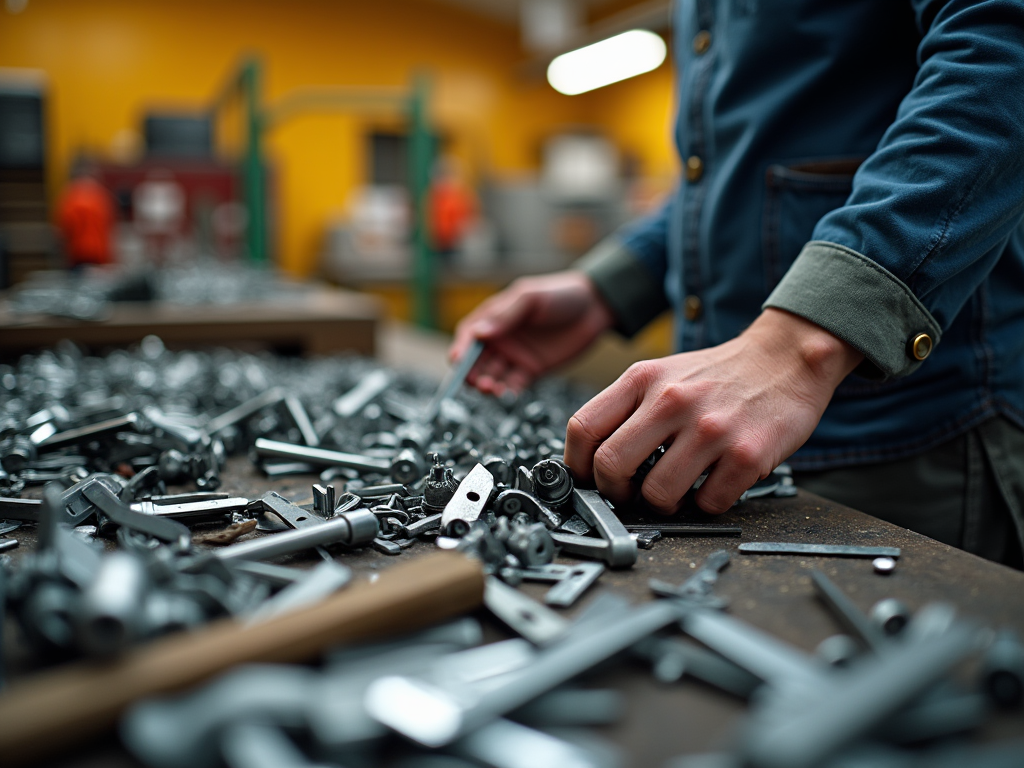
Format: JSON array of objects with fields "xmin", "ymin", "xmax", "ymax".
[{"xmin": 761, "ymin": 158, "xmax": 861, "ymax": 294}]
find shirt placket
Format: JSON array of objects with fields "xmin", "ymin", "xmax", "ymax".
[{"xmin": 679, "ymin": 0, "xmax": 715, "ymax": 349}]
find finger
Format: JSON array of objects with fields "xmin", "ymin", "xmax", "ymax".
[
  {"xmin": 450, "ymin": 288, "xmax": 523, "ymax": 362},
  {"xmin": 468, "ymin": 349, "xmax": 505, "ymax": 392},
  {"xmin": 464, "ymin": 346, "xmax": 492, "ymax": 387},
  {"xmin": 475, "ymin": 353, "xmax": 511, "ymax": 395},
  {"xmin": 692, "ymin": 440, "xmax": 767, "ymax": 514},
  {"xmin": 471, "ymin": 290, "xmax": 537, "ymax": 339},
  {"xmin": 503, "ymin": 367, "xmax": 532, "ymax": 394},
  {"xmin": 591, "ymin": 382, "xmax": 699, "ymax": 505},
  {"xmin": 564, "ymin": 361, "xmax": 655, "ymax": 485},
  {"xmin": 484, "ymin": 336, "xmax": 547, "ymax": 379},
  {"xmin": 640, "ymin": 431, "xmax": 722, "ymax": 515}
]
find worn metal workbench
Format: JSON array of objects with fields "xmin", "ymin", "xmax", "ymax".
[
  {"xmin": 4, "ymin": 456, "xmax": 1022, "ymax": 767},
  {"xmin": 0, "ymin": 287, "xmax": 382, "ymax": 360}
]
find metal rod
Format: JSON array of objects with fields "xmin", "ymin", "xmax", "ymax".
[{"xmin": 253, "ymin": 438, "xmax": 390, "ymax": 473}]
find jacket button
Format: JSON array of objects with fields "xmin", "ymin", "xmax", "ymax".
[
  {"xmin": 685, "ymin": 155, "xmax": 704, "ymax": 182},
  {"xmin": 910, "ymin": 333, "xmax": 933, "ymax": 361},
  {"xmin": 684, "ymin": 295, "xmax": 703, "ymax": 321},
  {"xmin": 693, "ymin": 30, "xmax": 712, "ymax": 55}
]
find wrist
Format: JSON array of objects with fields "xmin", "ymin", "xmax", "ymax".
[
  {"xmin": 747, "ymin": 308, "xmax": 864, "ymax": 388},
  {"xmin": 575, "ymin": 271, "xmax": 617, "ymax": 334}
]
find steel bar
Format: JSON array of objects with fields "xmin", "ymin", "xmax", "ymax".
[
  {"xmin": 36, "ymin": 414, "xmax": 141, "ymax": 451},
  {"xmin": 253, "ymin": 438, "xmax": 390, "ymax": 473},
  {"xmin": 739, "ymin": 543, "xmax": 901, "ymax": 558},
  {"xmin": 810, "ymin": 570, "xmax": 887, "ymax": 652},
  {"xmin": 626, "ymin": 524, "xmax": 742, "ymax": 537},
  {"xmin": 207, "ymin": 388, "xmax": 285, "ymax": 435},
  {"xmin": 681, "ymin": 608, "xmax": 824, "ymax": 686},
  {"xmin": 423, "ymin": 339, "xmax": 484, "ymax": 422},
  {"xmin": 214, "ymin": 509, "xmax": 378, "ymax": 563},
  {"xmin": 740, "ymin": 616, "xmax": 981, "ymax": 768},
  {"xmin": 333, "ymin": 370, "xmax": 392, "ymax": 418},
  {"xmin": 366, "ymin": 599, "xmax": 683, "ymax": 747},
  {"xmin": 0, "ymin": 497, "xmax": 41, "ymax": 523},
  {"xmin": 282, "ymin": 395, "xmax": 319, "ymax": 447}
]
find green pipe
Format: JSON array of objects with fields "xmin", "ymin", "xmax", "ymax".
[
  {"xmin": 242, "ymin": 58, "xmax": 267, "ymax": 266},
  {"xmin": 409, "ymin": 75, "xmax": 435, "ymax": 328}
]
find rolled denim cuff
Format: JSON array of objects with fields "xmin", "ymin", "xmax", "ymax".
[
  {"xmin": 576, "ymin": 237, "xmax": 669, "ymax": 337},
  {"xmin": 764, "ymin": 241, "xmax": 942, "ymax": 379}
]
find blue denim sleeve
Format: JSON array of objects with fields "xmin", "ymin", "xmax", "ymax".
[
  {"xmin": 768, "ymin": 0, "xmax": 1024, "ymax": 378},
  {"xmin": 617, "ymin": 197, "xmax": 671, "ymax": 285},
  {"xmin": 575, "ymin": 198, "xmax": 671, "ymax": 336}
]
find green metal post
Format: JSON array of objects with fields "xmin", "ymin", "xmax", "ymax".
[
  {"xmin": 242, "ymin": 58, "xmax": 267, "ymax": 266},
  {"xmin": 409, "ymin": 75, "xmax": 435, "ymax": 328}
]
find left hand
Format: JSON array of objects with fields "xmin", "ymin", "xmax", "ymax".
[{"xmin": 563, "ymin": 308, "xmax": 864, "ymax": 514}]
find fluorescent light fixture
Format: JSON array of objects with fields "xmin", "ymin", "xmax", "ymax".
[{"xmin": 547, "ymin": 29, "xmax": 667, "ymax": 96}]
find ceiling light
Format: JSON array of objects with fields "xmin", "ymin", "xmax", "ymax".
[{"xmin": 547, "ymin": 29, "xmax": 667, "ymax": 96}]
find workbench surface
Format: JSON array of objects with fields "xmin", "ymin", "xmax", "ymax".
[
  {"xmin": 4, "ymin": 456, "xmax": 1022, "ymax": 767},
  {"xmin": 0, "ymin": 287, "xmax": 381, "ymax": 359}
]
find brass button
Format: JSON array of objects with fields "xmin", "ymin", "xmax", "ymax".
[
  {"xmin": 693, "ymin": 30, "xmax": 712, "ymax": 55},
  {"xmin": 910, "ymin": 333, "xmax": 933, "ymax": 361},
  {"xmin": 684, "ymin": 295, "xmax": 703, "ymax": 321},
  {"xmin": 685, "ymin": 155, "xmax": 704, "ymax": 183}
]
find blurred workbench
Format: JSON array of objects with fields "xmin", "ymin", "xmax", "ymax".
[
  {"xmin": 0, "ymin": 286, "xmax": 382, "ymax": 360},
  {"xmin": 4, "ymin": 456, "xmax": 1023, "ymax": 767}
]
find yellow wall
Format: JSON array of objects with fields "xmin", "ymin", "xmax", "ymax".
[{"xmin": 0, "ymin": 0, "xmax": 677, "ymax": 276}]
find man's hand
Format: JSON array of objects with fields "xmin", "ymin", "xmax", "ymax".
[
  {"xmin": 450, "ymin": 271, "xmax": 615, "ymax": 395},
  {"xmin": 564, "ymin": 308, "xmax": 864, "ymax": 515}
]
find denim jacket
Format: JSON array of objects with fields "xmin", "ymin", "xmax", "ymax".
[{"xmin": 579, "ymin": 0, "xmax": 1024, "ymax": 470}]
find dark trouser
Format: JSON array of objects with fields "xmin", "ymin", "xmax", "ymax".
[{"xmin": 794, "ymin": 417, "xmax": 1024, "ymax": 569}]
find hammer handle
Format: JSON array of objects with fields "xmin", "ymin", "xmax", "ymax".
[{"xmin": 0, "ymin": 552, "xmax": 484, "ymax": 765}]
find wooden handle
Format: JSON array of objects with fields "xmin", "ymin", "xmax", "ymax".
[{"xmin": 0, "ymin": 552, "xmax": 484, "ymax": 765}]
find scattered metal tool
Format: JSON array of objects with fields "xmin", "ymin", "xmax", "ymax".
[
  {"xmin": 365, "ymin": 598, "xmax": 683, "ymax": 747},
  {"xmin": 253, "ymin": 439, "xmax": 390, "ymax": 474},
  {"xmin": 626, "ymin": 523, "xmax": 742, "ymax": 537},
  {"xmin": 441, "ymin": 463, "xmax": 495, "ymax": 537},
  {"xmin": 423, "ymin": 339, "xmax": 485, "ymax": 422},
  {"xmin": 519, "ymin": 562, "xmax": 605, "ymax": 607},
  {"xmin": 738, "ymin": 542, "xmax": 901, "ymax": 558},
  {"xmin": 650, "ymin": 549, "xmax": 732, "ymax": 610},
  {"xmin": 810, "ymin": 570, "xmax": 887, "ymax": 653},
  {"xmin": 482, "ymin": 576, "xmax": 568, "ymax": 646},
  {"xmin": 550, "ymin": 489, "xmax": 637, "ymax": 568}
]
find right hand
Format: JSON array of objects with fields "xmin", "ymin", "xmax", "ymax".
[{"xmin": 450, "ymin": 271, "xmax": 615, "ymax": 395}]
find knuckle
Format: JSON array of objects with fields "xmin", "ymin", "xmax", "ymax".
[
  {"xmin": 594, "ymin": 443, "xmax": 628, "ymax": 481},
  {"xmin": 694, "ymin": 413, "xmax": 728, "ymax": 443},
  {"xmin": 509, "ymin": 277, "xmax": 537, "ymax": 296},
  {"xmin": 653, "ymin": 384, "xmax": 689, "ymax": 414},
  {"xmin": 566, "ymin": 413, "xmax": 600, "ymax": 446},
  {"xmin": 622, "ymin": 360, "xmax": 658, "ymax": 389},
  {"xmin": 642, "ymin": 478, "xmax": 676, "ymax": 510},
  {"xmin": 697, "ymin": 494, "xmax": 732, "ymax": 515},
  {"xmin": 729, "ymin": 440, "xmax": 762, "ymax": 473}
]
